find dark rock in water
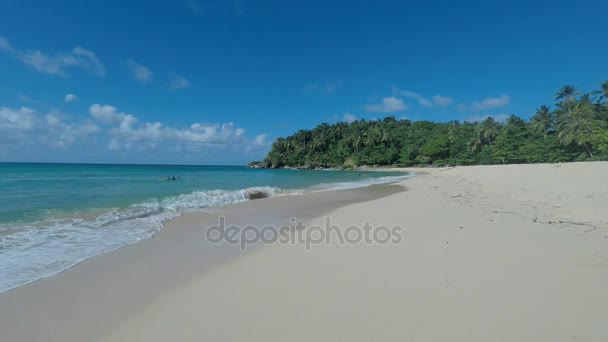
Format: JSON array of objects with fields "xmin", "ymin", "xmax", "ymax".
[{"xmin": 247, "ymin": 190, "xmax": 270, "ymax": 200}]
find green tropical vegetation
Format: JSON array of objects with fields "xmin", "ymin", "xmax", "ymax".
[{"xmin": 256, "ymin": 82, "xmax": 608, "ymax": 168}]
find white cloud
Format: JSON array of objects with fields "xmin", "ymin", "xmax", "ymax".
[
  {"xmin": 89, "ymin": 104, "xmax": 127, "ymax": 125},
  {"xmin": 397, "ymin": 90, "xmax": 432, "ymax": 107},
  {"xmin": 0, "ymin": 106, "xmax": 99, "ymax": 148},
  {"xmin": 22, "ymin": 47, "xmax": 105, "ymax": 76},
  {"xmin": 110, "ymin": 119, "xmax": 247, "ymax": 148},
  {"xmin": 468, "ymin": 95, "xmax": 510, "ymax": 111},
  {"xmin": 343, "ymin": 112, "xmax": 357, "ymax": 123},
  {"xmin": 43, "ymin": 109, "xmax": 100, "ymax": 148},
  {"xmin": 254, "ymin": 134, "xmax": 268, "ymax": 146},
  {"xmin": 1, "ymin": 100, "xmax": 270, "ymax": 161},
  {"xmin": 364, "ymin": 96, "xmax": 407, "ymax": 113},
  {"xmin": 464, "ymin": 113, "xmax": 509, "ymax": 123},
  {"xmin": 127, "ymin": 59, "xmax": 152, "ymax": 83},
  {"xmin": 392, "ymin": 88, "xmax": 454, "ymax": 108},
  {"xmin": 431, "ymin": 95, "xmax": 453, "ymax": 107},
  {"xmin": 65, "ymin": 94, "xmax": 77, "ymax": 103},
  {"xmin": 89, "ymin": 103, "xmax": 263, "ymax": 153},
  {"xmin": 0, "ymin": 37, "xmax": 106, "ymax": 77},
  {"xmin": 71, "ymin": 47, "xmax": 106, "ymax": 76},
  {"xmin": 0, "ymin": 107, "xmax": 36, "ymax": 131},
  {"xmin": 169, "ymin": 73, "xmax": 190, "ymax": 91}
]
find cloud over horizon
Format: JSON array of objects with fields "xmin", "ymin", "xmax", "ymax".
[
  {"xmin": 0, "ymin": 100, "xmax": 270, "ymax": 163},
  {"xmin": 88, "ymin": 103, "xmax": 269, "ymax": 153},
  {"xmin": 0, "ymin": 106, "xmax": 100, "ymax": 149}
]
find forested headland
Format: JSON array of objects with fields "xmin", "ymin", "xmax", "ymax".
[{"xmin": 254, "ymin": 83, "xmax": 608, "ymax": 169}]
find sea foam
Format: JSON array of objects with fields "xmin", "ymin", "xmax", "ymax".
[{"xmin": 0, "ymin": 176, "xmax": 409, "ymax": 293}]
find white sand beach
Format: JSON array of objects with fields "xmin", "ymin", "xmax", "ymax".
[{"xmin": 1, "ymin": 162, "xmax": 608, "ymax": 341}]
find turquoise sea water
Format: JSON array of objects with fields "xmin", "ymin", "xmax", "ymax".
[{"xmin": 0, "ymin": 163, "xmax": 409, "ymax": 292}]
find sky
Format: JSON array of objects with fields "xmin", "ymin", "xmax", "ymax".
[{"xmin": 1, "ymin": 0, "xmax": 607, "ymax": 165}]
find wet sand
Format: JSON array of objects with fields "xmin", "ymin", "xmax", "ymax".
[{"xmin": 0, "ymin": 185, "xmax": 402, "ymax": 341}]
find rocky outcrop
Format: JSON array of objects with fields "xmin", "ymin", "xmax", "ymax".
[{"xmin": 247, "ymin": 161, "xmax": 268, "ymax": 168}]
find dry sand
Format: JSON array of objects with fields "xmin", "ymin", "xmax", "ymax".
[{"xmin": 2, "ymin": 162, "xmax": 608, "ymax": 341}]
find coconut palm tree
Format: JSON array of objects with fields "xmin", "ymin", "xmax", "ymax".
[
  {"xmin": 479, "ymin": 116, "xmax": 500, "ymax": 147},
  {"xmin": 555, "ymin": 85, "xmax": 579, "ymax": 103},
  {"xmin": 380, "ymin": 129, "xmax": 393, "ymax": 150},
  {"xmin": 530, "ymin": 105, "xmax": 555, "ymax": 138},
  {"xmin": 557, "ymin": 102, "xmax": 596, "ymax": 157},
  {"xmin": 601, "ymin": 81, "xmax": 608, "ymax": 103},
  {"xmin": 579, "ymin": 93, "xmax": 594, "ymax": 104},
  {"xmin": 555, "ymin": 85, "xmax": 579, "ymax": 116},
  {"xmin": 447, "ymin": 121, "xmax": 461, "ymax": 144},
  {"xmin": 468, "ymin": 132, "xmax": 483, "ymax": 153},
  {"xmin": 591, "ymin": 80, "xmax": 608, "ymax": 103}
]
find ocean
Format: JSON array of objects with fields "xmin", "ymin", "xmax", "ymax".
[{"xmin": 0, "ymin": 163, "xmax": 409, "ymax": 292}]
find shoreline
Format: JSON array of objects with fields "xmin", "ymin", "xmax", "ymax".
[
  {"xmin": 1, "ymin": 162, "xmax": 607, "ymax": 341},
  {"xmin": 0, "ymin": 183, "xmax": 404, "ymax": 341},
  {"xmin": 0, "ymin": 170, "xmax": 411, "ymax": 295}
]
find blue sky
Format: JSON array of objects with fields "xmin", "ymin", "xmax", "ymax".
[{"xmin": 1, "ymin": 0, "xmax": 607, "ymax": 165}]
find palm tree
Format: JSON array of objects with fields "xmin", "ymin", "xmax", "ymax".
[
  {"xmin": 353, "ymin": 135, "xmax": 363, "ymax": 152},
  {"xmin": 555, "ymin": 85, "xmax": 579, "ymax": 116},
  {"xmin": 479, "ymin": 117, "xmax": 500, "ymax": 147},
  {"xmin": 530, "ymin": 105, "xmax": 555, "ymax": 138},
  {"xmin": 468, "ymin": 132, "xmax": 483, "ymax": 153},
  {"xmin": 601, "ymin": 81, "xmax": 608, "ymax": 103},
  {"xmin": 591, "ymin": 80, "xmax": 608, "ymax": 103},
  {"xmin": 557, "ymin": 102, "xmax": 596, "ymax": 157},
  {"xmin": 555, "ymin": 85, "xmax": 578, "ymax": 103},
  {"xmin": 332, "ymin": 122, "xmax": 347, "ymax": 154},
  {"xmin": 380, "ymin": 129, "xmax": 393, "ymax": 150},
  {"xmin": 447, "ymin": 121, "xmax": 461, "ymax": 144},
  {"xmin": 579, "ymin": 93, "xmax": 594, "ymax": 104},
  {"xmin": 295, "ymin": 129, "xmax": 309, "ymax": 149}
]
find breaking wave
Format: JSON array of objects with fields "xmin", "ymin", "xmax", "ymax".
[{"xmin": 0, "ymin": 175, "xmax": 409, "ymax": 293}]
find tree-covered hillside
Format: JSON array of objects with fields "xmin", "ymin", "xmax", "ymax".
[{"xmin": 258, "ymin": 83, "xmax": 608, "ymax": 168}]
